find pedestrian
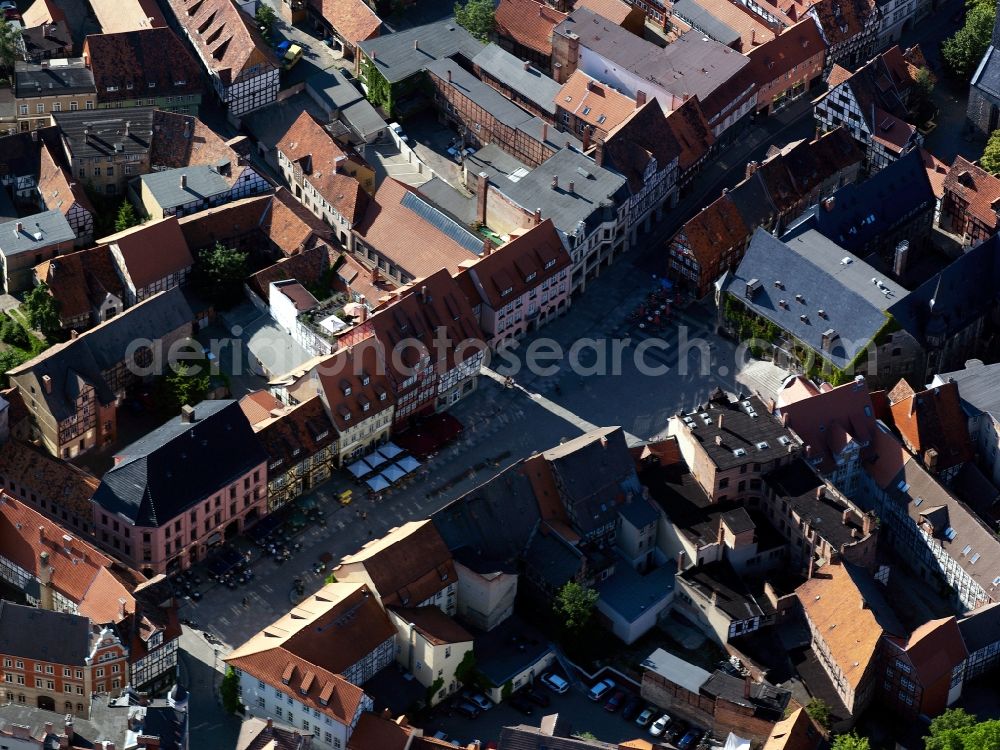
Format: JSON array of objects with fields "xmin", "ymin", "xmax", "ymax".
[{"xmin": 242, "ymin": 597, "xmax": 248, "ymax": 607}]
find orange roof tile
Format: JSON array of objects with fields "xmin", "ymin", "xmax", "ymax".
[
  {"xmin": 893, "ymin": 616, "xmax": 967, "ymax": 693},
  {"xmin": 38, "ymin": 141, "xmax": 95, "ymax": 224},
  {"xmin": 796, "ymin": 563, "xmax": 890, "ymax": 691},
  {"xmin": 943, "ymin": 156, "xmax": 1000, "ymax": 233},
  {"xmin": 313, "ymin": 0, "xmax": 381, "ymax": 46},
  {"xmin": 671, "ymin": 192, "xmax": 749, "ymax": 274},
  {"xmin": 886, "ymin": 379, "xmax": 975, "ymax": 474},
  {"xmin": 335, "ymin": 253, "xmax": 398, "ymax": 306},
  {"xmin": 762, "ymin": 706, "xmax": 824, "ymax": 750},
  {"xmin": 347, "ymin": 713, "xmax": 414, "ymax": 750},
  {"xmin": 687, "ymin": 0, "xmax": 775, "ymax": 50},
  {"xmin": 314, "ymin": 336, "xmax": 395, "ymax": 433},
  {"xmin": 99, "ymin": 216, "xmax": 194, "ymax": 290},
  {"xmin": 277, "ymin": 112, "xmax": 369, "ymax": 226},
  {"xmin": 664, "ymin": 96, "xmax": 715, "ymax": 174},
  {"xmin": 239, "ymin": 390, "xmax": 286, "ymax": 427},
  {"xmin": 920, "ymin": 148, "xmax": 949, "ymax": 200},
  {"xmin": 495, "ymin": 0, "xmax": 566, "ymax": 56},
  {"xmin": 746, "ymin": 18, "xmax": 824, "ymax": 91},
  {"xmin": 34, "ymin": 244, "xmax": 124, "ymax": 326},
  {"xmin": 389, "ymin": 605, "xmax": 473, "ymax": 645},
  {"xmin": 0, "ymin": 490, "xmax": 140, "ymax": 624},
  {"xmin": 556, "ymin": 71, "xmax": 636, "ymax": 133}
]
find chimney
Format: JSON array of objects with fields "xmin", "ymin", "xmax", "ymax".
[
  {"xmin": 807, "ymin": 555, "xmax": 814, "ymax": 579},
  {"xmin": 893, "ymin": 239, "xmax": 910, "ymax": 278},
  {"xmin": 676, "ymin": 550, "xmax": 685, "ymax": 569},
  {"xmin": 523, "ymin": 60, "xmax": 531, "ymax": 71},
  {"xmin": 744, "ymin": 675, "xmax": 752, "ymax": 699},
  {"xmin": 476, "ymin": 171, "xmax": 489, "ymax": 226},
  {"xmin": 553, "ymin": 61, "xmax": 563, "ymax": 83},
  {"xmin": 717, "ymin": 413, "xmax": 724, "ymax": 429},
  {"xmin": 31, "ymin": 130, "xmax": 38, "ymax": 142},
  {"xmin": 746, "ymin": 160, "xmax": 758, "ymax": 177},
  {"xmin": 822, "ymin": 197, "xmax": 835, "ymax": 212},
  {"xmin": 180, "ymin": 173, "xmax": 187, "ymax": 189},
  {"xmin": 751, "ymin": 28, "xmax": 756, "ymax": 45},
  {"xmin": 551, "ymin": 175, "xmax": 559, "ymax": 190},
  {"xmin": 413, "ymin": 39, "xmax": 419, "ymax": 50},
  {"xmin": 594, "ymin": 138, "xmax": 604, "ymax": 167},
  {"xmin": 482, "ymin": 237, "xmax": 493, "ymax": 256},
  {"xmin": 568, "ymin": 180, "xmax": 574, "ymax": 194},
  {"xmin": 64, "ymin": 718, "xmax": 74, "ymax": 743},
  {"xmin": 714, "ymin": 435, "xmax": 723, "ymax": 446},
  {"xmin": 266, "ymin": 719, "xmax": 273, "ymax": 731},
  {"xmin": 44, "ymin": 723, "xmax": 54, "ymax": 737},
  {"xmin": 636, "ymin": 90, "xmax": 647, "ymax": 107},
  {"xmin": 446, "ymin": 69, "xmax": 452, "ymax": 83},
  {"xmin": 125, "ymin": 121, "xmax": 130, "ymax": 137},
  {"xmin": 118, "ymin": 598, "xmax": 127, "ymax": 618},
  {"xmin": 420, "ymin": 285, "xmax": 428, "ymax": 303},
  {"xmin": 815, "ymin": 486, "xmax": 823, "ymax": 501},
  {"xmin": 180, "ymin": 404, "xmax": 195, "ymax": 423},
  {"xmin": 925, "ymin": 448, "xmax": 939, "ymax": 472},
  {"xmin": 42, "ymin": 374, "xmax": 52, "ymax": 394},
  {"xmin": 14, "ymin": 221, "xmax": 22, "ymax": 235},
  {"xmin": 781, "ymin": 412, "xmax": 789, "ymax": 426},
  {"xmin": 38, "ymin": 552, "xmax": 55, "ymax": 610},
  {"xmin": 533, "ymin": 207, "xmax": 542, "ymax": 225},
  {"xmin": 842, "ymin": 508, "xmax": 851, "ymax": 525},
  {"xmin": 541, "ymin": 122, "xmax": 548, "ymax": 143},
  {"xmin": 357, "ymin": 305, "xmax": 368, "ymax": 324},
  {"xmin": 582, "ymin": 126, "xmax": 591, "ymax": 152}
]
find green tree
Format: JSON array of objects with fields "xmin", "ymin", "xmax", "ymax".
[
  {"xmin": 22, "ymin": 284, "xmax": 62, "ymax": 341},
  {"xmin": 832, "ymin": 733, "xmax": 870, "ymax": 750},
  {"xmin": 575, "ymin": 732, "xmax": 597, "ymax": 740},
  {"xmin": 114, "ymin": 201, "xmax": 140, "ymax": 232},
  {"xmin": 362, "ymin": 57, "xmax": 393, "ymax": 114},
  {"xmin": 982, "ymin": 129, "xmax": 1000, "ymax": 174},
  {"xmin": 455, "ymin": 650, "xmax": 480, "ymax": 687},
  {"xmin": 0, "ymin": 22, "xmax": 22, "ymax": 75},
  {"xmin": 923, "ymin": 708, "xmax": 1000, "ymax": 750},
  {"xmin": 220, "ymin": 667, "xmax": 241, "ymax": 714},
  {"xmin": 454, "ymin": 0, "xmax": 495, "ymax": 42},
  {"xmin": 942, "ymin": 0, "xmax": 995, "ymax": 79},
  {"xmin": 159, "ymin": 360, "xmax": 211, "ymax": 413},
  {"xmin": 426, "ymin": 677, "xmax": 444, "ymax": 705},
  {"xmin": 0, "ymin": 348, "xmax": 29, "ymax": 384},
  {"xmin": 255, "ymin": 3, "xmax": 278, "ymax": 40},
  {"xmin": 805, "ymin": 698, "xmax": 832, "ymax": 731},
  {"xmin": 909, "ymin": 66, "xmax": 936, "ymax": 125},
  {"xmin": 501, "ymin": 681, "xmax": 513, "ymax": 700},
  {"xmin": 553, "ymin": 581, "xmax": 599, "ymax": 634},
  {"xmin": 194, "ymin": 242, "xmax": 249, "ymax": 309},
  {"xmin": 0, "ymin": 318, "xmax": 29, "ymax": 349}
]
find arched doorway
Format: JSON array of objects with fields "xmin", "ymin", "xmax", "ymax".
[
  {"xmin": 244, "ymin": 508, "xmax": 260, "ymax": 527},
  {"xmin": 37, "ymin": 696, "xmax": 55, "ymax": 711},
  {"xmin": 224, "ymin": 519, "xmax": 241, "ymax": 540}
]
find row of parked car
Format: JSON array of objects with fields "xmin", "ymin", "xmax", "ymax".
[{"xmin": 587, "ymin": 677, "xmax": 706, "ymax": 748}]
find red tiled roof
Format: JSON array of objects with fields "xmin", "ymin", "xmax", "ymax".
[
  {"xmin": 34, "ymin": 244, "xmax": 124, "ymax": 325},
  {"xmin": 255, "ymin": 395, "xmax": 337, "ymax": 467},
  {"xmin": 335, "ymin": 253, "xmax": 398, "ymax": 306},
  {"xmin": 672, "ymin": 193, "xmax": 749, "ymax": 272},
  {"xmin": 870, "ymin": 107, "xmax": 917, "ymax": 154},
  {"xmin": 38, "ymin": 141, "xmax": 95, "ymax": 224},
  {"xmin": 312, "ymin": 0, "xmax": 381, "ymax": 46},
  {"xmin": 347, "ymin": 713, "xmax": 413, "ymax": 750},
  {"xmin": 465, "ymin": 219, "xmax": 570, "ymax": 309},
  {"xmin": 356, "ymin": 179, "xmax": 482, "ymax": 280},
  {"xmin": 663, "ymin": 96, "xmax": 715, "ymax": 174},
  {"xmin": 762, "ymin": 707, "xmax": 824, "ymax": 750},
  {"xmin": 891, "ymin": 617, "xmax": 967, "ymax": 696},
  {"xmin": 920, "ymin": 148, "xmax": 949, "ymax": 199},
  {"xmin": 149, "ymin": 110, "xmax": 245, "ymax": 187},
  {"xmin": 239, "ymin": 390, "xmax": 286, "ymax": 427},
  {"xmin": 0, "ymin": 440, "xmax": 100, "ymax": 522},
  {"xmin": 101, "ymin": 216, "xmax": 194, "ymax": 290},
  {"xmin": 942, "ymin": 156, "xmax": 1000, "ymax": 232},
  {"xmin": 83, "ymin": 28, "xmax": 202, "ymax": 103},
  {"xmin": 337, "ymin": 520, "xmax": 457, "ymax": 608},
  {"xmin": 807, "ymin": 0, "xmax": 876, "ymax": 47},
  {"xmin": 556, "ymin": 71, "xmax": 636, "ymax": 134},
  {"xmin": 603, "ymin": 98, "xmax": 682, "ymax": 193},
  {"xmin": 746, "ymin": 18, "xmax": 824, "ymax": 90},
  {"xmin": 389, "ymin": 605, "xmax": 473, "ymax": 645},
  {"xmin": 827, "ymin": 63, "xmax": 852, "ymax": 88},
  {"xmin": 0, "ymin": 489, "xmax": 140, "ymax": 624},
  {"xmin": 277, "ymin": 112, "xmax": 369, "ymax": 226},
  {"xmin": 886, "ymin": 379, "xmax": 975, "ymax": 475},
  {"xmin": 495, "ymin": 0, "xmax": 566, "ymax": 56},
  {"xmin": 315, "ymin": 336, "xmax": 395, "ymax": 433}
]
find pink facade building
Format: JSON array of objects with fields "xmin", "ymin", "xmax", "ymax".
[{"xmin": 91, "ymin": 400, "xmax": 267, "ymax": 575}]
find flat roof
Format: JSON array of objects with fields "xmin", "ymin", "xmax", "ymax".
[
  {"xmin": 358, "ymin": 18, "xmax": 483, "ymax": 84},
  {"xmin": 14, "ymin": 58, "xmax": 95, "ymax": 97},
  {"xmin": 641, "ymin": 647, "xmax": 711, "ymax": 693},
  {"xmin": 598, "ymin": 557, "xmax": 676, "ymax": 623},
  {"xmin": 472, "ymin": 43, "xmax": 562, "ymax": 114}
]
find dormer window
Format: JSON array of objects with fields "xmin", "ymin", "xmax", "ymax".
[
  {"xmin": 525, "ymin": 272, "xmax": 536, "ymax": 283},
  {"xmin": 148, "ymin": 82, "xmax": 156, "ymax": 88},
  {"xmin": 106, "ymin": 86, "xmax": 117, "ymax": 92},
  {"xmin": 544, "ymin": 259, "xmax": 556, "ymax": 269},
  {"xmin": 362, "ymin": 374, "xmax": 370, "ymax": 386},
  {"xmin": 343, "ymin": 412, "xmax": 351, "ymax": 422},
  {"xmin": 174, "ymin": 79, "xmax": 186, "ymax": 86},
  {"xmin": 126, "ymin": 81, "xmax": 133, "ymax": 89},
  {"xmin": 362, "ymin": 402, "xmax": 370, "ymax": 412},
  {"xmin": 379, "ymin": 392, "xmax": 386, "ymax": 401},
  {"xmin": 501, "ymin": 286, "xmax": 513, "ymax": 297}
]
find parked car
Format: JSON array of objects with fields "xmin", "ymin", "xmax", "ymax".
[
  {"xmin": 523, "ymin": 687, "xmax": 550, "ymax": 707},
  {"xmin": 603, "ymin": 690, "xmax": 626, "ymax": 712},
  {"xmin": 274, "ymin": 39, "xmax": 292, "ymax": 55},
  {"xmin": 509, "ymin": 693, "xmax": 534, "ymax": 716},
  {"xmin": 635, "ymin": 707, "xmax": 656, "ymax": 727},
  {"xmin": 455, "ymin": 702, "xmax": 481, "ymax": 719},
  {"xmin": 282, "ymin": 43, "xmax": 304, "ymax": 70},
  {"xmin": 621, "ymin": 695, "xmax": 642, "ymax": 721},
  {"xmin": 678, "ymin": 729, "xmax": 703, "ymax": 749},
  {"xmin": 540, "ymin": 672, "xmax": 569, "ymax": 694},
  {"xmin": 461, "ymin": 690, "xmax": 492, "ymax": 711},
  {"xmin": 389, "ymin": 121, "xmax": 409, "ymax": 143},
  {"xmin": 588, "ymin": 678, "xmax": 616, "ymax": 701},
  {"xmin": 650, "ymin": 714, "xmax": 672, "ymax": 737}
]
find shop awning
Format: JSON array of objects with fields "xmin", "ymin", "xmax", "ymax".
[
  {"xmin": 365, "ymin": 475, "xmax": 390, "ymax": 492},
  {"xmin": 347, "ymin": 459, "xmax": 371, "ymax": 478},
  {"xmin": 379, "ymin": 442, "xmax": 404, "ymax": 459},
  {"xmin": 365, "ymin": 450, "xmax": 388, "ymax": 469},
  {"xmin": 397, "ymin": 455, "xmax": 421, "ymax": 473},
  {"xmin": 381, "ymin": 464, "xmax": 406, "ymax": 483}
]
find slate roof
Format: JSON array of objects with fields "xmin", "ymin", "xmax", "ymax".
[
  {"xmin": 523, "ymin": 528, "xmax": 584, "ymax": 588},
  {"xmin": 93, "ymin": 399, "xmax": 267, "ymax": 527},
  {"xmin": 724, "ymin": 228, "xmax": 906, "ymax": 368},
  {"xmin": 0, "ymin": 600, "xmax": 91, "ymax": 665},
  {"xmin": 495, "ymin": 0, "xmax": 566, "ymax": 56},
  {"xmin": 14, "ymin": 58, "xmax": 95, "ymax": 98},
  {"xmin": 468, "ymin": 144, "xmax": 626, "ymax": 238},
  {"xmin": 140, "ymin": 165, "xmax": 233, "ymax": 210},
  {"xmin": 276, "ymin": 111, "xmax": 368, "ymax": 225},
  {"xmin": 426, "ymin": 58, "xmax": 537, "ymax": 130},
  {"xmin": 782, "ymin": 150, "xmax": 933, "ymax": 254},
  {"xmin": 355, "ymin": 178, "xmax": 482, "ymax": 280},
  {"xmin": 21, "ymin": 21, "xmax": 73, "ymax": 60},
  {"xmin": 163, "ymin": 0, "xmax": 278, "ymax": 84},
  {"xmin": 935, "ymin": 359, "xmax": 1000, "ymax": 423},
  {"xmin": 357, "ymin": 18, "xmax": 483, "ymax": 84},
  {"xmin": 0, "ymin": 210, "xmax": 76, "ymax": 257},
  {"xmin": 54, "ymin": 107, "xmax": 154, "ymax": 160},
  {"xmin": 958, "ymin": 601, "xmax": 1000, "ymax": 654},
  {"xmin": 598, "ymin": 556, "xmax": 676, "ymax": 623},
  {"xmin": 311, "ymin": 0, "xmax": 381, "ymax": 46},
  {"xmin": 887, "ymin": 232, "xmax": 1000, "ymax": 348},
  {"xmin": 671, "ymin": 0, "xmax": 741, "ymax": 48},
  {"xmin": 602, "ymin": 98, "xmax": 681, "ymax": 194},
  {"xmin": 971, "ymin": 43, "xmax": 1000, "ymax": 100},
  {"xmin": 464, "ymin": 219, "xmax": 570, "ymax": 309},
  {"xmin": 83, "ymin": 28, "xmax": 202, "ymax": 104},
  {"xmin": 472, "ymin": 44, "xmax": 562, "ymax": 115}
]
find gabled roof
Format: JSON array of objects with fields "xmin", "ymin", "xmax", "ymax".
[
  {"xmin": 958, "ymin": 601, "xmax": 1000, "ymax": 654},
  {"xmin": 311, "ymin": 0, "xmax": 381, "ymax": 46},
  {"xmin": 495, "ymin": 0, "xmax": 566, "ymax": 56},
  {"xmin": 356, "ymin": 18, "xmax": 483, "ymax": 84},
  {"xmin": 314, "ymin": 338, "xmax": 395, "ymax": 432},
  {"xmin": 37, "ymin": 140, "xmax": 95, "ymax": 223},
  {"xmin": 602, "ymin": 98, "xmax": 682, "ymax": 194},
  {"xmin": 255, "ymin": 395, "xmax": 336, "ymax": 465},
  {"xmin": 942, "ymin": 155, "xmax": 1000, "ymax": 232},
  {"xmin": 0, "ymin": 440, "xmax": 100, "ymax": 521},
  {"xmin": 807, "ymin": 0, "xmax": 876, "ymax": 47},
  {"xmin": 14, "ymin": 59, "xmax": 94, "ymax": 98},
  {"xmin": 22, "ymin": 0, "xmax": 67, "ymax": 27},
  {"xmin": 102, "ymin": 216, "xmax": 194, "ymax": 289},
  {"xmin": 149, "ymin": 110, "xmax": 246, "ymax": 187},
  {"xmin": 746, "ymin": 18, "xmax": 824, "ymax": 88},
  {"xmin": 83, "ymin": 28, "xmax": 202, "ymax": 103},
  {"xmin": 472, "ymin": 44, "xmax": 562, "ymax": 115},
  {"xmin": 355, "ymin": 178, "xmax": 483, "ymax": 280},
  {"xmin": 762, "ymin": 707, "xmax": 824, "ymax": 750},
  {"xmin": 237, "ymin": 717, "xmax": 316, "ymax": 750},
  {"xmin": 337, "ymin": 519, "xmax": 457, "ymax": 608},
  {"xmin": 139, "ymin": 164, "xmax": 233, "ymax": 210},
  {"xmin": 464, "ymin": 219, "xmax": 571, "ymax": 309},
  {"xmin": 663, "ymin": 96, "xmax": 715, "ymax": 174},
  {"xmin": 87, "ymin": 0, "xmax": 167, "ymax": 33},
  {"xmin": 389, "ymin": 605, "xmax": 473, "ymax": 645},
  {"xmin": 7, "ymin": 288, "xmax": 193, "ymax": 423},
  {"xmin": 819, "ymin": 44, "xmax": 923, "ymax": 131},
  {"xmin": 677, "ymin": 0, "xmax": 775, "ymax": 50},
  {"xmin": 346, "ymin": 713, "xmax": 414, "ymax": 750},
  {"xmin": 227, "ymin": 581, "xmax": 395, "ymax": 684},
  {"xmin": 276, "ymin": 111, "xmax": 368, "ymax": 226},
  {"xmin": 92, "ymin": 399, "xmax": 267, "ymax": 527},
  {"xmin": 163, "ymin": 0, "xmax": 277, "ymax": 84},
  {"xmin": 0, "ymin": 210, "xmax": 76, "ymax": 257},
  {"xmin": 22, "ymin": 20, "xmax": 73, "ymax": 60},
  {"xmin": 239, "ymin": 389, "xmax": 287, "ymax": 428},
  {"xmin": 797, "ymin": 561, "xmax": 902, "ymax": 690},
  {"xmin": 574, "ymin": 0, "xmax": 638, "ymax": 25},
  {"xmin": 54, "ymin": 107, "xmax": 155, "ymax": 161},
  {"xmin": 672, "ymin": 193, "xmax": 750, "ymax": 269},
  {"xmin": 886, "ymin": 379, "xmax": 975, "ymax": 474},
  {"xmin": 888, "ymin": 616, "xmax": 967, "ymax": 691},
  {"xmin": 556, "ymin": 70, "xmax": 637, "ymax": 133},
  {"xmin": 34, "ymin": 244, "xmax": 124, "ymax": 324}
]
